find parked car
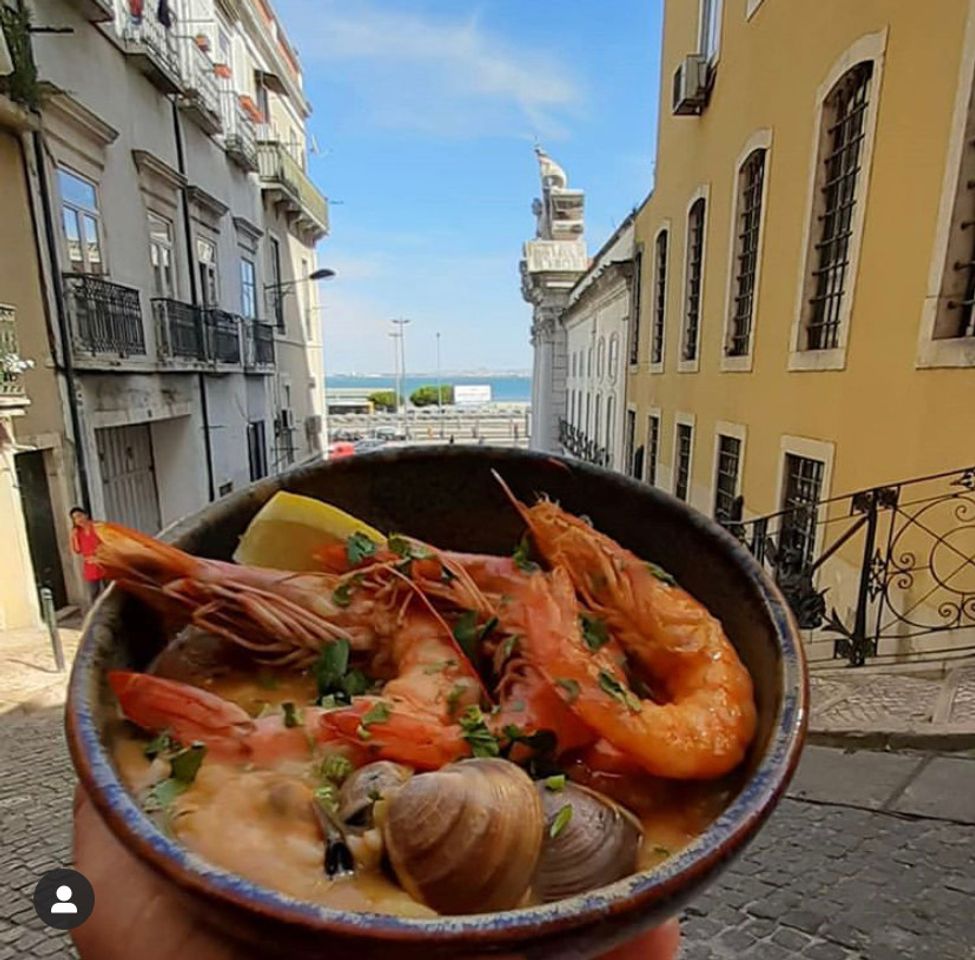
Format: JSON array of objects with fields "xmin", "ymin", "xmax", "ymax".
[
  {"xmin": 329, "ymin": 441, "xmax": 356, "ymax": 459},
  {"xmin": 354, "ymin": 438, "xmax": 387, "ymax": 454},
  {"xmin": 375, "ymin": 426, "xmax": 405, "ymax": 441}
]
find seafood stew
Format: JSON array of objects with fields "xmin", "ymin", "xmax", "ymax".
[{"xmin": 99, "ymin": 477, "xmax": 758, "ymax": 918}]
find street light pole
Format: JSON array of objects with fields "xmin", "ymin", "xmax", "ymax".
[
  {"xmin": 391, "ymin": 318, "xmax": 411, "ymax": 438},
  {"xmin": 388, "ymin": 330, "xmax": 401, "ymax": 431},
  {"xmin": 436, "ymin": 331, "xmax": 443, "ymax": 438}
]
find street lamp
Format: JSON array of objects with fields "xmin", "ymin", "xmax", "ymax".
[
  {"xmin": 264, "ymin": 268, "xmax": 335, "ymax": 327},
  {"xmin": 436, "ymin": 331, "xmax": 444, "ymax": 438},
  {"xmin": 390, "ymin": 318, "xmax": 411, "ymax": 437}
]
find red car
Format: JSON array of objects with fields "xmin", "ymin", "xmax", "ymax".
[{"xmin": 328, "ymin": 441, "xmax": 356, "ymax": 459}]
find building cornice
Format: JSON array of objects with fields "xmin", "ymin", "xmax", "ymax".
[
  {"xmin": 233, "ymin": 215, "xmax": 264, "ymax": 241},
  {"xmin": 41, "ymin": 86, "xmax": 118, "ymax": 146},
  {"xmin": 186, "ymin": 185, "xmax": 230, "ymax": 222},
  {"xmin": 132, "ymin": 149, "xmax": 186, "ymax": 191}
]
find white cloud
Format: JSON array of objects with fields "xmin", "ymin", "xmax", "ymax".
[{"xmin": 279, "ymin": 0, "xmax": 583, "ymax": 139}]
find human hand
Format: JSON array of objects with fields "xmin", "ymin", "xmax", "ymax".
[{"xmin": 72, "ymin": 787, "xmax": 679, "ymax": 959}]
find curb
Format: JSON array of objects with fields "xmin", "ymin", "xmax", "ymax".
[{"xmin": 810, "ymin": 724, "xmax": 975, "ymax": 753}]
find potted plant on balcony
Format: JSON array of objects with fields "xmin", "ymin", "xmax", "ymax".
[
  {"xmin": 214, "ymin": 62, "xmax": 232, "ymax": 79},
  {"xmin": 239, "ymin": 94, "xmax": 263, "ymax": 124}
]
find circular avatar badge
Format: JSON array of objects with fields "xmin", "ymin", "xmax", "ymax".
[{"xmin": 32, "ymin": 868, "xmax": 95, "ymax": 931}]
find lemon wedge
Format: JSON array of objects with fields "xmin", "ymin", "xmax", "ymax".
[{"xmin": 233, "ymin": 491, "xmax": 385, "ymax": 571}]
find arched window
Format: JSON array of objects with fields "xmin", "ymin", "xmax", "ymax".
[
  {"xmin": 594, "ymin": 394, "xmax": 602, "ymax": 443},
  {"xmin": 682, "ymin": 197, "xmax": 707, "ymax": 363},
  {"xmin": 727, "ymin": 147, "xmax": 767, "ymax": 357},
  {"xmin": 596, "ymin": 337, "xmax": 606, "ymax": 378},
  {"xmin": 608, "ymin": 334, "xmax": 619, "ymax": 380}
]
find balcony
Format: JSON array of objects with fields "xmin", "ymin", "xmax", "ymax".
[
  {"xmin": 153, "ymin": 299, "xmax": 241, "ymax": 367},
  {"xmin": 64, "ymin": 274, "xmax": 146, "ymax": 359},
  {"xmin": 558, "ymin": 418, "xmax": 610, "ymax": 469},
  {"xmin": 244, "ymin": 319, "xmax": 275, "ymax": 372},
  {"xmin": 120, "ymin": 7, "xmax": 182, "ymax": 95},
  {"xmin": 177, "ymin": 36, "xmax": 221, "ymax": 135},
  {"xmin": 220, "ymin": 90, "xmax": 258, "ymax": 172},
  {"xmin": 0, "ymin": 305, "xmax": 29, "ymax": 408},
  {"xmin": 257, "ymin": 141, "xmax": 329, "ymax": 240},
  {"xmin": 66, "ymin": 0, "xmax": 113, "ymax": 23}
]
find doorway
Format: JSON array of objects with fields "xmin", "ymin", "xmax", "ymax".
[{"xmin": 96, "ymin": 424, "xmax": 162, "ymax": 533}]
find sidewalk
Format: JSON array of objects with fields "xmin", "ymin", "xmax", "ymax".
[{"xmin": 0, "ymin": 618, "xmax": 82, "ymax": 715}]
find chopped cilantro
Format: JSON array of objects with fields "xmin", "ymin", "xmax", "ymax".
[
  {"xmin": 318, "ymin": 694, "xmax": 340, "ymax": 711},
  {"xmin": 580, "ymin": 614, "xmax": 611, "ymax": 652},
  {"xmin": 550, "ymin": 803, "xmax": 573, "ymax": 839},
  {"xmin": 513, "ymin": 534, "xmax": 539, "ymax": 573},
  {"xmin": 452, "ymin": 611, "xmax": 479, "ymax": 660},
  {"xmin": 282, "ymin": 702, "xmax": 301, "ymax": 728},
  {"xmin": 313, "ymin": 640, "xmax": 372, "ymax": 704},
  {"xmin": 169, "ymin": 744, "xmax": 206, "ymax": 784},
  {"xmin": 332, "ymin": 582, "xmax": 353, "ymax": 608},
  {"xmin": 346, "ymin": 532, "xmax": 377, "ymax": 566},
  {"xmin": 646, "ymin": 561, "xmax": 677, "ymax": 586},
  {"xmin": 146, "ymin": 777, "xmax": 187, "ymax": 811},
  {"xmin": 597, "ymin": 670, "xmax": 642, "ymax": 713},
  {"xmin": 314, "ymin": 783, "xmax": 339, "ymax": 813},
  {"xmin": 459, "ymin": 706, "xmax": 500, "ymax": 758},
  {"xmin": 356, "ymin": 701, "xmax": 391, "ymax": 739},
  {"xmin": 144, "ymin": 731, "xmax": 176, "ymax": 760},
  {"xmin": 494, "ymin": 634, "xmax": 520, "ymax": 673},
  {"xmin": 341, "ymin": 670, "xmax": 370, "ymax": 698},
  {"xmin": 545, "ymin": 774, "xmax": 566, "ymax": 792},
  {"xmin": 322, "ymin": 754, "xmax": 354, "ymax": 785},
  {"xmin": 555, "ymin": 678, "xmax": 581, "ymax": 703},
  {"xmin": 387, "ymin": 535, "xmax": 411, "ymax": 558}
]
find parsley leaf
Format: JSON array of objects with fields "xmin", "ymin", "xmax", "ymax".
[
  {"xmin": 580, "ymin": 614, "xmax": 611, "ymax": 651},
  {"xmin": 144, "ymin": 731, "xmax": 176, "ymax": 760},
  {"xmin": 453, "ymin": 611, "xmax": 479, "ymax": 660},
  {"xmin": 341, "ymin": 670, "xmax": 370, "ymax": 698},
  {"xmin": 555, "ymin": 678, "xmax": 581, "ymax": 703},
  {"xmin": 346, "ymin": 532, "xmax": 377, "ymax": 566},
  {"xmin": 146, "ymin": 778, "xmax": 187, "ymax": 811},
  {"xmin": 387, "ymin": 535, "xmax": 412, "ymax": 558},
  {"xmin": 321, "ymin": 754, "xmax": 354, "ymax": 785},
  {"xmin": 513, "ymin": 534, "xmax": 539, "ymax": 573},
  {"xmin": 646, "ymin": 561, "xmax": 677, "ymax": 586},
  {"xmin": 545, "ymin": 774, "xmax": 566, "ymax": 792},
  {"xmin": 314, "ymin": 783, "xmax": 339, "ymax": 813},
  {"xmin": 313, "ymin": 640, "xmax": 372, "ymax": 704},
  {"xmin": 459, "ymin": 706, "xmax": 500, "ymax": 758},
  {"xmin": 169, "ymin": 744, "xmax": 206, "ymax": 784},
  {"xmin": 598, "ymin": 671, "xmax": 642, "ymax": 713},
  {"xmin": 493, "ymin": 634, "xmax": 520, "ymax": 674},
  {"xmin": 282, "ymin": 702, "xmax": 301, "ymax": 728},
  {"xmin": 332, "ymin": 582, "xmax": 353, "ymax": 608},
  {"xmin": 357, "ymin": 701, "xmax": 391, "ymax": 740},
  {"xmin": 550, "ymin": 803, "xmax": 573, "ymax": 838}
]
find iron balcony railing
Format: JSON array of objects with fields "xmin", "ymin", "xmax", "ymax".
[
  {"xmin": 220, "ymin": 88, "xmax": 258, "ymax": 171},
  {"xmin": 244, "ymin": 319, "xmax": 275, "ymax": 369},
  {"xmin": 257, "ymin": 141, "xmax": 329, "ymax": 235},
  {"xmin": 64, "ymin": 273, "xmax": 146, "ymax": 357},
  {"xmin": 558, "ymin": 417, "xmax": 610, "ymax": 469},
  {"xmin": 120, "ymin": 2, "xmax": 182, "ymax": 89},
  {"xmin": 153, "ymin": 299, "xmax": 242, "ymax": 365},
  {"xmin": 723, "ymin": 465, "xmax": 975, "ymax": 667},
  {"xmin": 0, "ymin": 305, "xmax": 28, "ymax": 401},
  {"xmin": 177, "ymin": 36, "xmax": 221, "ymax": 133}
]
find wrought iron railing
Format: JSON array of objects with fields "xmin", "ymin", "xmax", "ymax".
[
  {"xmin": 257, "ymin": 141, "xmax": 329, "ymax": 234},
  {"xmin": 725, "ymin": 466, "xmax": 975, "ymax": 666},
  {"xmin": 558, "ymin": 418, "xmax": 610, "ymax": 469},
  {"xmin": 0, "ymin": 5, "xmax": 39, "ymax": 110},
  {"xmin": 220, "ymin": 88, "xmax": 258, "ymax": 171},
  {"xmin": 0, "ymin": 305, "xmax": 28, "ymax": 400},
  {"xmin": 121, "ymin": 4, "xmax": 181, "ymax": 82},
  {"xmin": 64, "ymin": 274, "xmax": 146, "ymax": 357},
  {"xmin": 177, "ymin": 35, "xmax": 221, "ymax": 129},
  {"xmin": 206, "ymin": 308, "xmax": 241, "ymax": 364},
  {"xmin": 153, "ymin": 298, "xmax": 205, "ymax": 360},
  {"xmin": 244, "ymin": 319, "xmax": 275, "ymax": 369}
]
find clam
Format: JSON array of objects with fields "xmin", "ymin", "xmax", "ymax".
[
  {"xmin": 534, "ymin": 782, "xmax": 643, "ymax": 902},
  {"xmin": 382, "ymin": 758, "xmax": 544, "ymax": 915},
  {"xmin": 338, "ymin": 761, "xmax": 412, "ymax": 827}
]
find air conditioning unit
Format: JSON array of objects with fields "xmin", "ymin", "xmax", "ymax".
[{"xmin": 673, "ymin": 53, "xmax": 710, "ymax": 116}]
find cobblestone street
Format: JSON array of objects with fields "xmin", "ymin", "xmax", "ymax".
[{"xmin": 0, "ymin": 708, "xmax": 973, "ymax": 959}]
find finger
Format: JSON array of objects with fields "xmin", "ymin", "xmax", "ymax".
[{"xmin": 601, "ymin": 919, "xmax": 681, "ymax": 960}]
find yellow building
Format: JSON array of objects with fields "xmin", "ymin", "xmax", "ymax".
[{"xmin": 626, "ymin": 0, "xmax": 975, "ymax": 669}]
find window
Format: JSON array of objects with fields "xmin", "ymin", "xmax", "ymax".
[
  {"xmin": 596, "ymin": 337, "xmax": 606, "ymax": 378},
  {"xmin": 646, "ymin": 414, "xmax": 660, "ymax": 485},
  {"xmin": 571, "ymin": 352, "xmax": 577, "ymax": 378},
  {"xmin": 714, "ymin": 435, "xmax": 742, "ymax": 521},
  {"xmin": 217, "ymin": 25, "xmax": 233, "ymax": 78},
  {"xmin": 247, "ymin": 420, "xmax": 268, "ymax": 480},
  {"xmin": 628, "ymin": 249, "xmax": 643, "ymax": 365},
  {"xmin": 651, "ymin": 230, "xmax": 668, "ymax": 366},
  {"xmin": 587, "ymin": 346, "xmax": 592, "ymax": 378},
  {"xmin": 256, "ymin": 79, "xmax": 270, "ymax": 126},
  {"xmin": 605, "ymin": 396, "xmax": 615, "ymax": 463},
  {"xmin": 779, "ymin": 454, "xmax": 825, "ymax": 570},
  {"xmin": 269, "ymin": 237, "xmax": 284, "ymax": 330},
  {"xmin": 148, "ymin": 214, "xmax": 175, "ymax": 298},
  {"xmin": 197, "ymin": 237, "xmax": 219, "ymax": 308},
  {"xmin": 240, "ymin": 258, "xmax": 257, "ymax": 319},
  {"xmin": 59, "ymin": 168, "xmax": 103, "ymax": 274},
  {"xmin": 682, "ymin": 198, "xmax": 706, "ymax": 363},
  {"xmin": 803, "ymin": 62, "xmax": 874, "ymax": 351},
  {"xmin": 625, "ymin": 409, "xmax": 636, "ymax": 476},
  {"xmin": 675, "ymin": 423, "xmax": 693, "ymax": 501},
  {"xmin": 727, "ymin": 149, "xmax": 766, "ymax": 357},
  {"xmin": 585, "ymin": 394, "xmax": 591, "ymax": 434},
  {"xmin": 698, "ymin": 0, "xmax": 722, "ymax": 61},
  {"xmin": 608, "ymin": 335, "xmax": 619, "ymax": 380},
  {"xmin": 594, "ymin": 394, "xmax": 602, "ymax": 444}
]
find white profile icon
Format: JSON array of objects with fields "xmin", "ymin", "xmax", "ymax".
[{"xmin": 50, "ymin": 885, "xmax": 77, "ymax": 915}]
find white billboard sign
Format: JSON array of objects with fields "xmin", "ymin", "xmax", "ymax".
[{"xmin": 454, "ymin": 384, "xmax": 492, "ymax": 405}]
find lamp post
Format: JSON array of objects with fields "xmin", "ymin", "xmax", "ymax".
[
  {"xmin": 436, "ymin": 331, "xmax": 443, "ymax": 438},
  {"xmin": 390, "ymin": 318, "xmax": 411, "ymax": 438}
]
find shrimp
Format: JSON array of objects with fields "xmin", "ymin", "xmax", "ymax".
[
  {"xmin": 514, "ymin": 568, "xmax": 755, "ymax": 780},
  {"xmin": 320, "ymin": 608, "xmax": 481, "ymax": 770},
  {"xmin": 107, "ymin": 670, "xmax": 343, "ymax": 767}
]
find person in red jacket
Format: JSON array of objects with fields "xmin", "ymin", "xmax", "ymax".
[{"xmin": 69, "ymin": 507, "xmax": 105, "ymax": 607}]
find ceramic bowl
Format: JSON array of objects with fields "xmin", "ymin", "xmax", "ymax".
[{"xmin": 66, "ymin": 447, "xmax": 807, "ymax": 959}]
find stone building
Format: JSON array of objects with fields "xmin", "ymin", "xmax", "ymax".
[{"xmin": 1, "ymin": 0, "xmax": 329, "ymax": 614}]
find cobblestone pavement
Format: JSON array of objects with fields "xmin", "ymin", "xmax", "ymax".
[{"xmin": 1, "ymin": 709, "xmax": 974, "ymax": 959}]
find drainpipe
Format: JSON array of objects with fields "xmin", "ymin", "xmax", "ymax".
[
  {"xmin": 27, "ymin": 130, "xmax": 93, "ymax": 515},
  {"xmin": 171, "ymin": 101, "xmax": 215, "ymax": 501}
]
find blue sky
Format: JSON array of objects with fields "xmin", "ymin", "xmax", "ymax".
[{"xmin": 274, "ymin": 0, "xmax": 663, "ymax": 374}]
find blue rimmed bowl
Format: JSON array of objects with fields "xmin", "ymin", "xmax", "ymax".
[{"xmin": 66, "ymin": 446, "xmax": 807, "ymax": 959}]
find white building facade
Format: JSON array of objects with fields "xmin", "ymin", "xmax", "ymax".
[
  {"xmin": 562, "ymin": 215, "xmax": 635, "ymax": 472},
  {"xmin": 9, "ymin": 0, "xmax": 328, "ymax": 609},
  {"xmin": 520, "ymin": 147, "xmax": 587, "ymax": 454}
]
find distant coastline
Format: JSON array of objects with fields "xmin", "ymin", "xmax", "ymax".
[{"xmin": 326, "ymin": 373, "xmax": 532, "ymax": 403}]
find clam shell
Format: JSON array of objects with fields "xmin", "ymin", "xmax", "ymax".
[
  {"xmin": 534, "ymin": 782, "xmax": 643, "ymax": 902},
  {"xmin": 383, "ymin": 758, "xmax": 544, "ymax": 914},
  {"xmin": 338, "ymin": 761, "xmax": 412, "ymax": 826}
]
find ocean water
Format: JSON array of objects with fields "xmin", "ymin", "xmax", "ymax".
[{"xmin": 326, "ymin": 374, "xmax": 532, "ymax": 403}]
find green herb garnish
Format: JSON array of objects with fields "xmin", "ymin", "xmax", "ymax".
[
  {"xmin": 144, "ymin": 731, "xmax": 177, "ymax": 760},
  {"xmin": 446, "ymin": 683, "xmax": 468, "ymax": 718},
  {"xmin": 580, "ymin": 615, "xmax": 611, "ymax": 652},
  {"xmin": 346, "ymin": 532, "xmax": 377, "ymax": 566},
  {"xmin": 550, "ymin": 804, "xmax": 573, "ymax": 838},
  {"xmin": 453, "ymin": 611, "xmax": 479, "ymax": 660},
  {"xmin": 314, "ymin": 783, "xmax": 339, "ymax": 813},
  {"xmin": 555, "ymin": 678, "xmax": 581, "ymax": 703},
  {"xmin": 146, "ymin": 777, "xmax": 187, "ymax": 811},
  {"xmin": 342, "ymin": 669, "xmax": 370, "ymax": 697},
  {"xmin": 282, "ymin": 702, "xmax": 301, "ymax": 728},
  {"xmin": 459, "ymin": 706, "xmax": 500, "ymax": 758},
  {"xmin": 545, "ymin": 774, "xmax": 566, "ymax": 792},
  {"xmin": 314, "ymin": 639, "xmax": 372, "ymax": 704},
  {"xmin": 322, "ymin": 754, "xmax": 354, "ymax": 785},
  {"xmin": 513, "ymin": 534, "xmax": 539, "ymax": 573},
  {"xmin": 169, "ymin": 744, "xmax": 206, "ymax": 783},
  {"xmin": 646, "ymin": 561, "xmax": 677, "ymax": 586},
  {"xmin": 598, "ymin": 670, "xmax": 642, "ymax": 713},
  {"xmin": 332, "ymin": 582, "xmax": 353, "ymax": 608},
  {"xmin": 357, "ymin": 701, "xmax": 391, "ymax": 740}
]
